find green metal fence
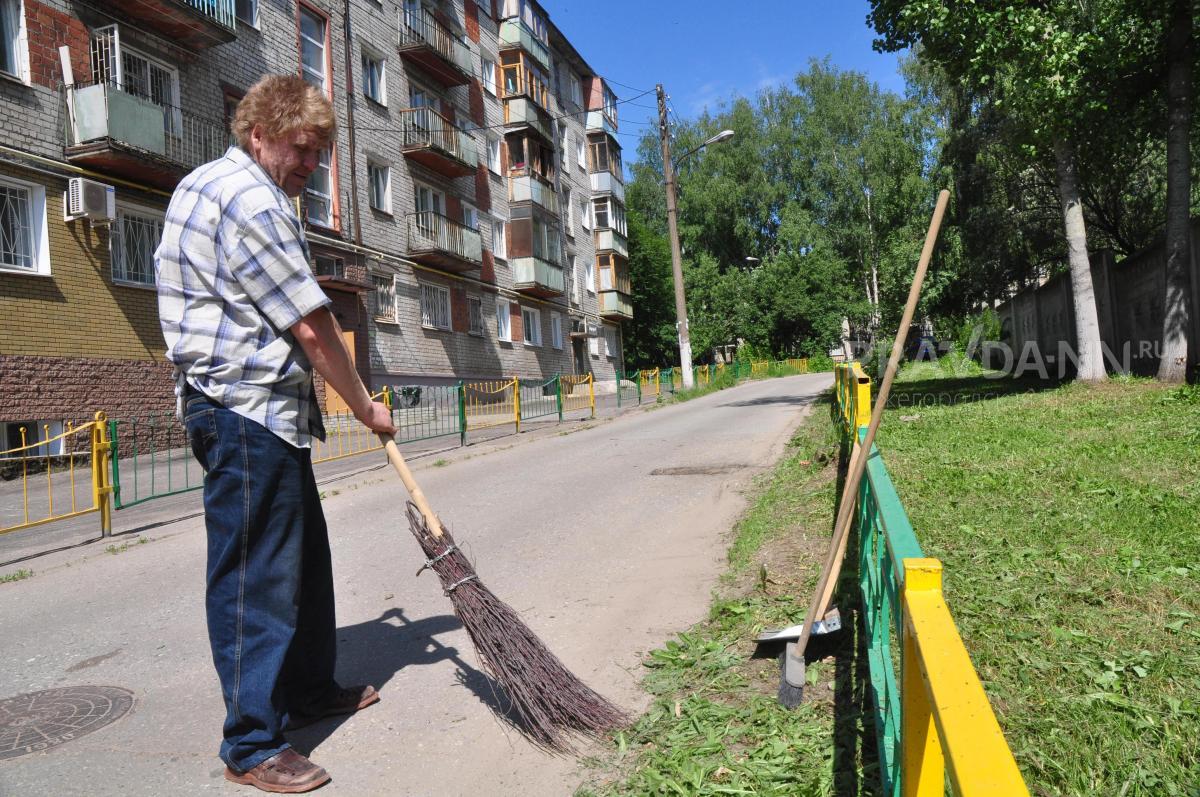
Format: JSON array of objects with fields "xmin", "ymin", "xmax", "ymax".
[
  {"xmin": 518, "ymin": 376, "xmax": 561, "ymax": 422},
  {"xmin": 616, "ymin": 369, "xmax": 641, "ymax": 406},
  {"xmin": 109, "ymin": 413, "xmax": 205, "ymax": 510},
  {"xmin": 388, "ymin": 383, "xmax": 465, "ymax": 446}
]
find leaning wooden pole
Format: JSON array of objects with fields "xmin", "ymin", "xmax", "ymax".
[{"xmin": 786, "ymin": 190, "xmax": 951, "ymax": 689}]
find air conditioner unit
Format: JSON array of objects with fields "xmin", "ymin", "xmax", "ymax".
[{"xmin": 65, "ymin": 177, "xmax": 116, "ymax": 223}]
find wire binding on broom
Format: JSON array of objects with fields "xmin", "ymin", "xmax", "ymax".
[{"xmin": 403, "ymin": 501, "xmax": 629, "ymax": 752}]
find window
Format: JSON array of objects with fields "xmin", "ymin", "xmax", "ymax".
[
  {"xmin": 602, "ymin": 83, "xmax": 617, "ymax": 124},
  {"xmin": 468, "ymin": 296, "xmax": 483, "ymax": 335},
  {"xmin": 588, "ymin": 335, "xmax": 599, "ymax": 357},
  {"xmin": 0, "ymin": 0, "xmax": 28, "ymax": 81},
  {"xmin": 420, "ymin": 283, "xmax": 451, "ymax": 330},
  {"xmin": 111, "ymin": 207, "xmax": 163, "ymax": 286},
  {"xmin": 577, "ymin": 136, "xmax": 586, "ymax": 170},
  {"xmin": 482, "ymin": 57, "xmax": 496, "ymax": 95},
  {"xmin": 531, "ymin": 218, "xmax": 558, "ymax": 262},
  {"xmin": 91, "ymin": 31, "xmax": 181, "ymax": 134},
  {"xmin": 563, "ymin": 186, "xmax": 573, "ymax": 237},
  {"xmin": 567, "ymin": 71, "xmax": 582, "ymax": 108},
  {"xmin": 486, "ymin": 136, "xmax": 501, "ymax": 175},
  {"xmin": 413, "ymin": 182, "xmax": 445, "ymax": 216},
  {"xmin": 562, "ymin": 128, "xmax": 572, "ymax": 163},
  {"xmin": 305, "ymin": 146, "xmax": 333, "ymax": 226},
  {"xmin": 491, "ymin": 215, "xmax": 507, "ymax": 259},
  {"xmin": 463, "ymin": 202, "xmax": 478, "ymax": 231},
  {"xmin": 362, "ymin": 48, "xmax": 386, "ymax": 105},
  {"xmin": 235, "ymin": 0, "xmax": 258, "ymax": 26},
  {"xmin": 299, "ymin": 5, "xmax": 328, "ymax": 93},
  {"xmin": 521, "ymin": 306, "xmax": 541, "ymax": 346},
  {"xmin": 550, "ymin": 311, "xmax": 562, "ymax": 349},
  {"xmin": 604, "ymin": 326, "xmax": 618, "ymax": 358},
  {"xmin": 0, "ymin": 176, "xmax": 47, "ymax": 275},
  {"xmin": 592, "ymin": 197, "xmax": 626, "ymax": 234},
  {"xmin": 314, "ymin": 255, "xmax": 344, "ymax": 277},
  {"xmin": 371, "ymin": 274, "xmax": 397, "ymax": 322},
  {"xmin": 579, "ymin": 198, "xmax": 591, "ymax": 231},
  {"xmin": 368, "ymin": 161, "xmax": 390, "ymax": 213},
  {"xmin": 496, "ymin": 297, "xmax": 511, "ymax": 341},
  {"xmin": 571, "ymin": 255, "xmax": 581, "ymax": 304},
  {"xmin": 585, "ymin": 255, "xmax": 595, "ymax": 294},
  {"xmin": 589, "ymin": 136, "xmax": 623, "ymax": 175}
]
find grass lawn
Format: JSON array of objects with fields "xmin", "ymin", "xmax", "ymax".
[{"xmin": 578, "ymin": 365, "xmax": 1200, "ymax": 797}]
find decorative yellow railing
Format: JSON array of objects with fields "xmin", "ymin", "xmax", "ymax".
[{"xmin": 312, "ymin": 389, "xmax": 392, "ymax": 465}]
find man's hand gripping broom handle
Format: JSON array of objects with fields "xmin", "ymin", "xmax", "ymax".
[{"xmin": 378, "ymin": 434, "xmax": 445, "ymax": 538}]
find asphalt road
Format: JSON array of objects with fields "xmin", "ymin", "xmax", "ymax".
[{"xmin": 0, "ymin": 372, "xmax": 831, "ymax": 796}]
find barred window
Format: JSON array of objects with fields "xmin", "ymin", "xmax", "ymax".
[
  {"xmin": 0, "ymin": 181, "xmax": 33, "ymax": 271},
  {"xmin": 371, "ymin": 273, "xmax": 396, "ymax": 322},
  {"xmin": 468, "ymin": 296, "xmax": 483, "ymax": 335},
  {"xmin": 420, "ymin": 282, "xmax": 450, "ymax": 330},
  {"xmin": 112, "ymin": 207, "xmax": 163, "ymax": 286}
]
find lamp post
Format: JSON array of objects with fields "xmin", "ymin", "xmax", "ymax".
[{"xmin": 657, "ymin": 83, "xmax": 734, "ymax": 389}]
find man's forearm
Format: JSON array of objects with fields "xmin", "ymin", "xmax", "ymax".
[{"xmin": 292, "ymin": 307, "xmax": 374, "ymax": 419}]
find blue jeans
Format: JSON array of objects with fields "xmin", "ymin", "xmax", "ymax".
[{"xmin": 184, "ymin": 392, "xmax": 337, "ymax": 772}]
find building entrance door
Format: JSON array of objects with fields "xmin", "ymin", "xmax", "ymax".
[{"xmin": 572, "ymin": 338, "xmax": 589, "ymax": 375}]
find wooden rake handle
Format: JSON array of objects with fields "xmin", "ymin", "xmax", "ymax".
[{"xmin": 378, "ymin": 433, "xmax": 445, "ymax": 538}]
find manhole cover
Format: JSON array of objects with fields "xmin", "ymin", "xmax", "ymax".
[{"xmin": 0, "ymin": 686, "xmax": 134, "ymax": 761}]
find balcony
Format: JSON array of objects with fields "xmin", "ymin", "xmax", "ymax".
[
  {"xmin": 398, "ymin": 108, "xmax": 477, "ymax": 177},
  {"xmin": 498, "ymin": 20, "xmax": 550, "ymax": 71},
  {"xmin": 593, "ymin": 228, "xmax": 628, "ymax": 258},
  {"xmin": 589, "ymin": 171, "xmax": 625, "ymax": 203},
  {"xmin": 599, "ymin": 290, "xmax": 633, "ymax": 320},
  {"xmin": 502, "ymin": 97, "xmax": 553, "ymax": 143},
  {"xmin": 406, "ymin": 211, "xmax": 482, "ymax": 272},
  {"xmin": 586, "ymin": 110, "xmax": 618, "ymax": 137},
  {"xmin": 513, "ymin": 256, "xmax": 565, "ymax": 297},
  {"xmin": 103, "ymin": 0, "xmax": 236, "ymax": 50},
  {"xmin": 507, "ymin": 172, "xmax": 557, "ymax": 214},
  {"xmin": 397, "ymin": 7, "xmax": 473, "ymax": 87},
  {"xmin": 63, "ymin": 83, "xmax": 229, "ymax": 190}
]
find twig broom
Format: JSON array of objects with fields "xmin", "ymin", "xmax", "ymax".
[{"xmin": 378, "ymin": 435, "xmax": 628, "ymax": 751}]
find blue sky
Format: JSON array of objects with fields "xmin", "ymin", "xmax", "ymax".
[{"xmin": 548, "ymin": 1, "xmax": 908, "ymax": 150}]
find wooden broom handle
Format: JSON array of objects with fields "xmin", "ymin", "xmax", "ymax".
[
  {"xmin": 378, "ymin": 434, "xmax": 445, "ymax": 538},
  {"xmin": 795, "ymin": 189, "xmax": 951, "ymax": 660}
]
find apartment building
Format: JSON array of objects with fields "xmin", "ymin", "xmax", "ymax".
[{"xmin": 0, "ymin": 0, "xmax": 629, "ymax": 446}]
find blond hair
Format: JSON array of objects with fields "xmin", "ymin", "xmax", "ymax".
[{"xmin": 231, "ymin": 75, "xmax": 336, "ymax": 150}]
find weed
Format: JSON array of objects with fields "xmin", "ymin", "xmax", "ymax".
[
  {"xmin": 0, "ymin": 569, "xmax": 33, "ymax": 584},
  {"xmin": 433, "ymin": 459, "xmax": 449, "ymax": 467}
]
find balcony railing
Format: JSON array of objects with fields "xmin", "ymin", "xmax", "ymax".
[
  {"xmin": 513, "ymin": 256, "xmax": 565, "ymax": 296},
  {"xmin": 63, "ymin": 82, "xmax": 230, "ymax": 189},
  {"xmin": 502, "ymin": 96, "xmax": 553, "ymax": 143},
  {"xmin": 397, "ymin": 7, "xmax": 473, "ymax": 86},
  {"xmin": 407, "ymin": 211, "xmax": 482, "ymax": 270},
  {"xmin": 586, "ymin": 110, "xmax": 618, "ymax": 137},
  {"xmin": 589, "ymin": 171, "xmax": 626, "ymax": 203},
  {"xmin": 507, "ymin": 172, "xmax": 557, "ymax": 214},
  {"xmin": 498, "ymin": 19, "xmax": 550, "ymax": 71},
  {"xmin": 593, "ymin": 228, "xmax": 628, "ymax": 258},
  {"xmin": 398, "ymin": 107, "xmax": 478, "ymax": 176},
  {"xmin": 599, "ymin": 290, "xmax": 633, "ymax": 319},
  {"xmin": 105, "ymin": 0, "xmax": 236, "ymax": 48}
]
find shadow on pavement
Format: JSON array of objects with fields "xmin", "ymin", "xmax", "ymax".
[
  {"xmin": 287, "ymin": 607, "xmax": 534, "ymax": 754},
  {"xmin": 718, "ymin": 394, "xmax": 824, "ymax": 408}
]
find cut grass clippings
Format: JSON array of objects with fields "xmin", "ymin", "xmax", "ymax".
[{"xmin": 580, "ymin": 363, "xmax": 1200, "ymax": 796}]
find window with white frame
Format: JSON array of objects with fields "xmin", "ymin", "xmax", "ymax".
[
  {"xmin": 482, "ymin": 56, "xmax": 496, "ymax": 95},
  {"xmin": 562, "ymin": 128, "xmax": 571, "ymax": 163},
  {"xmin": 592, "ymin": 197, "xmax": 626, "ymax": 234},
  {"xmin": 419, "ymin": 282, "xmax": 451, "ymax": 330},
  {"xmin": 314, "ymin": 254, "xmax": 344, "ymax": 276},
  {"xmin": 604, "ymin": 326, "xmax": 617, "ymax": 358},
  {"xmin": 362, "ymin": 47, "xmax": 386, "ymax": 105},
  {"xmin": 576, "ymin": 135, "xmax": 586, "ymax": 169},
  {"xmin": 463, "ymin": 202, "xmax": 478, "ymax": 231},
  {"xmin": 0, "ymin": 176, "xmax": 47, "ymax": 275},
  {"xmin": 496, "ymin": 297, "xmax": 511, "ymax": 341},
  {"xmin": 299, "ymin": 5, "xmax": 328, "ymax": 92},
  {"xmin": 579, "ymin": 197, "xmax": 591, "ymax": 231},
  {"xmin": 111, "ymin": 206, "xmax": 162, "ymax": 286},
  {"xmin": 568, "ymin": 71, "xmax": 582, "ymax": 108},
  {"xmin": 491, "ymin": 215, "xmax": 507, "ymax": 259},
  {"xmin": 486, "ymin": 136, "xmax": 502, "ymax": 175},
  {"xmin": 367, "ymin": 161, "xmax": 390, "ymax": 213},
  {"xmin": 571, "ymin": 255, "xmax": 581, "ymax": 304},
  {"xmin": 0, "ymin": 0, "xmax": 28, "ymax": 82},
  {"xmin": 563, "ymin": 186, "xmax": 573, "ymax": 237},
  {"xmin": 235, "ymin": 0, "xmax": 258, "ymax": 27},
  {"xmin": 305, "ymin": 146, "xmax": 333, "ymax": 226},
  {"xmin": 588, "ymin": 334, "xmax": 599, "ymax": 357},
  {"xmin": 371, "ymin": 273, "xmax": 397, "ymax": 322},
  {"xmin": 550, "ymin": 311, "xmax": 562, "ymax": 349},
  {"xmin": 522, "ymin": 306, "xmax": 541, "ymax": 346},
  {"xmin": 585, "ymin": 255, "xmax": 595, "ymax": 293},
  {"xmin": 468, "ymin": 296, "xmax": 483, "ymax": 335},
  {"xmin": 531, "ymin": 218, "xmax": 559, "ymax": 262}
]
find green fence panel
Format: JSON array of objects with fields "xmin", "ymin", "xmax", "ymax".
[
  {"xmin": 617, "ymin": 369, "xmax": 640, "ymax": 405},
  {"xmin": 109, "ymin": 413, "xmax": 204, "ymax": 510},
  {"xmin": 519, "ymin": 376, "xmax": 559, "ymax": 421},
  {"xmin": 389, "ymin": 383, "xmax": 463, "ymax": 445}
]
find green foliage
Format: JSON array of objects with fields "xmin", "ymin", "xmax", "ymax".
[
  {"xmin": 0, "ymin": 569, "xmax": 33, "ymax": 584},
  {"xmin": 624, "ymin": 212, "xmax": 679, "ymax": 369}
]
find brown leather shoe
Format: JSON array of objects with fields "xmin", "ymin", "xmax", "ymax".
[
  {"xmin": 224, "ymin": 748, "xmax": 330, "ymax": 793},
  {"xmin": 286, "ymin": 684, "xmax": 380, "ymax": 730}
]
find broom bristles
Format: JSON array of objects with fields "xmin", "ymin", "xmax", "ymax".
[{"xmin": 405, "ymin": 502, "xmax": 628, "ymax": 751}]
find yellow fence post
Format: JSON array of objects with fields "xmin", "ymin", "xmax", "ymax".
[
  {"xmin": 91, "ymin": 411, "xmax": 113, "ymax": 538},
  {"xmin": 512, "ymin": 377, "xmax": 520, "ymax": 433},
  {"xmin": 901, "ymin": 559, "xmax": 945, "ymax": 797},
  {"xmin": 588, "ymin": 373, "xmax": 595, "ymax": 418},
  {"xmin": 855, "ymin": 371, "xmax": 872, "ymax": 430}
]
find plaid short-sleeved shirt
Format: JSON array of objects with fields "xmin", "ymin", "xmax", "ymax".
[{"xmin": 156, "ymin": 146, "xmax": 330, "ymax": 448}]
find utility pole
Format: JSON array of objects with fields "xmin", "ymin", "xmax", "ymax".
[{"xmin": 658, "ymin": 83, "xmax": 694, "ymax": 389}]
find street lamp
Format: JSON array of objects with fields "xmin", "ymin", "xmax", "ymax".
[{"xmin": 657, "ymin": 86, "xmax": 735, "ymax": 390}]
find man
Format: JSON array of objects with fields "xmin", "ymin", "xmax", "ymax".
[{"xmin": 156, "ymin": 75, "xmax": 396, "ymax": 793}]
